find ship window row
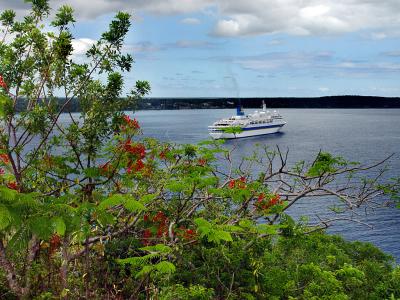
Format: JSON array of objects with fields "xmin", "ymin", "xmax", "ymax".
[{"xmin": 249, "ymin": 120, "xmax": 272, "ymax": 124}]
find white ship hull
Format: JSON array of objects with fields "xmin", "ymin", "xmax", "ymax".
[
  {"xmin": 208, "ymin": 102, "xmax": 286, "ymax": 140},
  {"xmin": 209, "ymin": 123, "xmax": 285, "ymax": 139}
]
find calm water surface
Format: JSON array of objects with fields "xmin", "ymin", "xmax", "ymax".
[{"xmin": 133, "ymin": 109, "xmax": 400, "ymax": 260}]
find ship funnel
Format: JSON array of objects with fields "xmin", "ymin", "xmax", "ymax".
[
  {"xmin": 236, "ymin": 99, "xmax": 244, "ymax": 116},
  {"xmin": 236, "ymin": 105, "xmax": 244, "ymax": 116}
]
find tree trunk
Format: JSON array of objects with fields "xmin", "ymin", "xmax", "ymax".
[{"xmin": 0, "ymin": 240, "xmax": 28, "ymax": 298}]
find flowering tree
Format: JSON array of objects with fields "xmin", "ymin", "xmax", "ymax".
[{"xmin": 0, "ymin": 1, "xmax": 399, "ymax": 299}]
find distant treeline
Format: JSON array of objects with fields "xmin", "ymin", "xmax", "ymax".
[
  {"xmin": 14, "ymin": 95, "xmax": 400, "ymax": 112},
  {"xmin": 140, "ymin": 96, "xmax": 400, "ymax": 110}
]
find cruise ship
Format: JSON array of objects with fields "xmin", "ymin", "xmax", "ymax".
[{"xmin": 208, "ymin": 102, "xmax": 286, "ymax": 139}]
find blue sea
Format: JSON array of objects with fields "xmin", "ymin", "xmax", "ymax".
[{"xmin": 133, "ymin": 108, "xmax": 400, "ymax": 261}]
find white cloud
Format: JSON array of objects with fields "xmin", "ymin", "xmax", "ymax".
[
  {"xmin": 71, "ymin": 38, "xmax": 96, "ymax": 56},
  {"xmin": 233, "ymin": 52, "xmax": 333, "ymax": 71},
  {"xmin": 2, "ymin": 0, "xmax": 400, "ymax": 37},
  {"xmin": 231, "ymin": 52, "xmax": 400, "ymax": 78},
  {"xmin": 213, "ymin": 0, "xmax": 400, "ymax": 37},
  {"xmin": 127, "ymin": 41, "xmax": 163, "ymax": 53},
  {"xmin": 181, "ymin": 17, "xmax": 201, "ymax": 25}
]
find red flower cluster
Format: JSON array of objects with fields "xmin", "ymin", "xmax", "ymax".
[
  {"xmin": 142, "ymin": 229, "xmax": 152, "ymax": 246},
  {"xmin": 49, "ymin": 234, "xmax": 61, "ymax": 256},
  {"xmin": 228, "ymin": 177, "xmax": 246, "ymax": 189},
  {"xmin": 141, "ymin": 211, "xmax": 169, "ymax": 245},
  {"xmin": 99, "ymin": 162, "xmax": 112, "ymax": 175},
  {"xmin": 122, "ymin": 139, "xmax": 146, "ymax": 159},
  {"xmin": 255, "ymin": 193, "xmax": 283, "ymax": 210},
  {"xmin": 153, "ymin": 211, "xmax": 169, "ymax": 237},
  {"xmin": 198, "ymin": 158, "xmax": 207, "ymax": 166},
  {"xmin": 122, "ymin": 115, "xmax": 140, "ymax": 130},
  {"xmin": 7, "ymin": 181, "xmax": 18, "ymax": 191},
  {"xmin": 121, "ymin": 140, "xmax": 147, "ymax": 174},
  {"xmin": 127, "ymin": 159, "xmax": 145, "ymax": 174},
  {"xmin": 0, "ymin": 75, "xmax": 7, "ymax": 90},
  {"xmin": 177, "ymin": 227, "xmax": 197, "ymax": 240},
  {"xmin": 159, "ymin": 148, "xmax": 169, "ymax": 160},
  {"xmin": 0, "ymin": 154, "xmax": 10, "ymax": 164}
]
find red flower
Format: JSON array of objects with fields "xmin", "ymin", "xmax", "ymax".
[
  {"xmin": 122, "ymin": 140, "xmax": 146, "ymax": 159},
  {"xmin": 0, "ymin": 75, "xmax": 7, "ymax": 90},
  {"xmin": 99, "ymin": 162, "xmax": 111, "ymax": 175},
  {"xmin": 257, "ymin": 193, "xmax": 265, "ymax": 202},
  {"xmin": 159, "ymin": 148, "xmax": 169, "ymax": 160},
  {"xmin": 255, "ymin": 194, "xmax": 282, "ymax": 210},
  {"xmin": 0, "ymin": 154, "xmax": 9, "ymax": 164},
  {"xmin": 122, "ymin": 115, "xmax": 140, "ymax": 130},
  {"xmin": 153, "ymin": 211, "xmax": 167, "ymax": 223},
  {"xmin": 228, "ymin": 178, "xmax": 246, "ymax": 189},
  {"xmin": 156, "ymin": 225, "xmax": 168, "ymax": 238},
  {"xmin": 0, "ymin": 168, "xmax": 4, "ymax": 175},
  {"xmin": 184, "ymin": 229, "xmax": 196, "ymax": 240},
  {"xmin": 142, "ymin": 229, "xmax": 152, "ymax": 246},
  {"xmin": 127, "ymin": 159, "xmax": 145, "ymax": 174},
  {"xmin": 143, "ymin": 214, "xmax": 149, "ymax": 222},
  {"xmin": 269, "ymin": 194, "xmax": 281, "ymax": 206},
  {"xmin": 7, "ymin": 181, "xmax": 18, "ymax": 191},
  {"xmin": 49, "ymin": 234, "xmax": 61, "ymax": 256},
  {"xmin": 198, "ymin": 158, "xmax": 207, "ymax": 166},
  {"xmin": 228, "ymin": 180, "xmax": 236, "ymax": 189}
]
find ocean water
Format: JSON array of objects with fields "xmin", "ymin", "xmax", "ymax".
[{"xmin": 133, "ymin": 108, "xmax": 400, "ymax": 260}]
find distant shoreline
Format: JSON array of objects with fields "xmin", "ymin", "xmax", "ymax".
[{"xmin": 137, "ymin": 96, "xmax": 400, "ymax": 110}]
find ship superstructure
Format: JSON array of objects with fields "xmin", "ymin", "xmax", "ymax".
[{"xmin": 208, "ymin": 101, "xmax": 286, "ymax": 139}]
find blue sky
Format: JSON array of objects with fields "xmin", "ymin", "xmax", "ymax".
[{"xmin": 2, "ymin": 0, "xmax": 400, "ymax": 97}]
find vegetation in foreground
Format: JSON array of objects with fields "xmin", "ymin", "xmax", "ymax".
[{"xmin": 0, "ymin": 1, "xmax": 399, "ymax": 299}]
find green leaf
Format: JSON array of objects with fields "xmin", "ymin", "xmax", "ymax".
[
  {"xmin": 222, "ymin": 126, "xmax": 243, "ymax": 134},
  {"xmin": 215, "ymin": 230, "xmax": 233, "ymax": 242},
  {"xmin": 140, "ymin": 193, "xmax": 157, "ymax": 204},
  {"xmin": 124, "ymin": 197, "xmax": 145, "ymax": 212},
  {"xmin": 98, "ymin": 194, "xmax": 125, "ymax": 210},
  {"xmin": 166, "ymin": 181, "xmax": 186, "ymax": 193},
  {"xmin": 154, "ymin": 261, "xmax": 176, "ymax": 274},
  {"xmin": 0, "ymin": 205, "xmax": 11, "ymax": 231},
  {"xmin": 0, "ymin": 186, "xmax": 17, "ymax": 203},
  {"xmin": 194, "ymin": 218, "xmax": 211, "ymax": 228},
  {"xmin": 135, "ymin": 265, "xmax": 153, "ymax": 279},
  {"xmin": 52, "ymin": 217, "xmax": 66, "ymax": 236},
  {"xmin": 256, "ymin": 224, "xmax": 280, "ymax": 235},
  {"xmin": 0, "ymin": 93, "xmax": 12, "ymax": 119},
  {"xmin": 29, "ymin": 216, "xmax": 53, "ymax": 240},
  {"xmin": 83, "ymin": 167, "xmax": 100, "ymax": 178},
  {"xmin": 140, "ymin": 244, "xmax": 172, "ymax": 254},
  {"xmin": 239, "ymin": 219, "xmax": 254, "ymax": 229},
  {"xmin": 96, "ymin": 210, "xmax": 116, "ymax": 226},
  {"xmin": 7, "ymin": 227, "xmax": 30, "ymax": 253}
]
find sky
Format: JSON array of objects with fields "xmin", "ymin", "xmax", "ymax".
[{"xmin": 1, "ymin": 0, "xmax": 400, "ymax": 97}]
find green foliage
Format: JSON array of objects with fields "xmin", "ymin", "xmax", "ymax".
[
  {"xmin": 307, "ymin": 152, "xmax": 346, "ymax": 177},
  {"xmin": 0, "ymin": 10, "xmax": 16, "ymax": 26},
  {"xmin": 159, "ymin": 284, "xmax": 215, "ymax": 300},
  {"xmin": 117, "ymin": 244, "xmax": 175, "ymax": 279},
  {"xmin": 222, "ymin": 126, "xmax": 243, "ymax": 134},
  {"xmin": 0, "ymin": 204, "xmax": 11, "ymax": 230},
  {"xmin": 195, "ymin": 218, "xmax": 233, "ymax": 244},
  {"xmin": 51, "ymin": 5, "xmax": 75, "ymax": 27},
  {"xmin": 161, "ymin": 233, "xmax": 399, "ymax": 300}
]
